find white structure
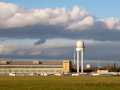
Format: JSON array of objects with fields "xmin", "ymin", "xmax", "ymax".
[
  {"xmin": 86, "ymin": 64, "xmax": 91, "ymax": 69},
  {"xmin": 97, "ymin": 70, "xmax": 108, "ymax": 74},
  {"xmin": 72, "ymin": 73, "xmax": 79, "ymax": 76},
  {"xmin": 76, "ymin": 40, "xmax": 85, "ymax": 73},
  {"xmin": 9, "ymin": 73, "xmax": 16, "ymax": 76}
]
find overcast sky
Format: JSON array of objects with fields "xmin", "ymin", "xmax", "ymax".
[{"xmin": 0, "ymin": 0, "xmax": 120, "ymax": 66}]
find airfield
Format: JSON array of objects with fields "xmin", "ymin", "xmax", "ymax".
[{"xmin": 0, "ymin": 76, "xmax": 120, "ymax": 90}]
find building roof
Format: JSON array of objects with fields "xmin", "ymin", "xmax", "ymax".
[{"xmin": 0, "ymin": 60, "xmax": 63, "ymax": 65}]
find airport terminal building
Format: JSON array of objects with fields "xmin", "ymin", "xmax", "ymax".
[{"xmin": 0, "ymin": 60, "xmax": 72, "ymax": 75}]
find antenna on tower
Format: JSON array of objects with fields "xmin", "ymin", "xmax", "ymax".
[
  {"xmin": 73, "ymin": 45, "xmax": 76, "ymax": 65},
  {"xmin": 98, "ymin": 59, "xmax": 99, "ymax": 70}
]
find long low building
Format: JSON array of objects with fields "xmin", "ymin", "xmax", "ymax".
[{"xmin": 0, "ymin": 60, "xmax": 72, "ymax": 75}]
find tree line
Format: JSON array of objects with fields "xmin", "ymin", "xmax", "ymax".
[{"xmin": 106, "ymin": 63, "xmax": 117, "ymax": 72}]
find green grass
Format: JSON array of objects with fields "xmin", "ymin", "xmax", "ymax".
[{"xmin": 0, "ymin": 76, "xmax": 120, "ymax": 90}]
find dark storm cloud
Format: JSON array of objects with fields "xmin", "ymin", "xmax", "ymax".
[
  {"xmin": 34, "ymin": 38, "xmax": 46, "ymax": 45},
  {"xmin": 0, "ymin": 23, "xmax": 120, "ymax": 42}
]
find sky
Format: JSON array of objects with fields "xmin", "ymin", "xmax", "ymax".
[{"xmin": 0, "ymin": 0, "xmax": 120, "ymax": 66}]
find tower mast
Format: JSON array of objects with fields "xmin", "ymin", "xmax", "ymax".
[
  {"xmin": 98, "ymin": 59, "xmax": 99, "ymax": 70},
  {"xmin": 73, "ymin": 46, "xmax": 76, "ymax": 65}
]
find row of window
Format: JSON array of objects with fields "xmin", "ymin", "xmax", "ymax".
[
  {"xmin": 0, "ymin": 66, "xmax": 63, "ymax": 68},
  {"xmin": 0, "ymin": 70, "xmax": 62, "ymax": 72}
]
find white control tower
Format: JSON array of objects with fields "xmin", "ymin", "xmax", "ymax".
[{"xmin": 76, "ymin": 40, "xmax": 85, "ymax": 73}]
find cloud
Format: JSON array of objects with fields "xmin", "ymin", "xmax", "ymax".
[
  {"xmin": 0, "ymin": 2, "xmax": 120, "ymax": 61},
  {"xmin": 103, "ymin": 17, "xmax": 120, "ymax": 29},
  {"xmin": 0, "ymin": 42, "xmax": 74, "ymax": 59},
  {"xmin": 0, "ymin": 39, "xmax": 5, "ymax": 41},
  {"xmin": 34, "ymin": 38, "xmax": 46, "ymax": 45},
  {"xmin": 66, "ymin": 16, "xmax": 94, "ymax": 30},
  {"xmin": 0, "ymin": 2, "xmax": 120, "ymax": 44},
  {"xmin": 0, "ymin": 2, "xmax": 120, "ymax": 43},
  {"xmin": 0, "ymin": 42, "xmax": 74, "ymax": 55},
  {"xmin": 0, "ymin": 44, "xmax": 41, "ymax": 55},
  {"xmin": 0, "ymin": 41, "xmax": 120, "ymax": 60}
]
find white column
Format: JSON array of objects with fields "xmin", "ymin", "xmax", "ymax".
[
  {"xmin": 74, "ymin": 46, "xmax": 76, "ymax": 65},
  {"xmin": 77, "ymin": 51, "xmax": 79, "ymax": 73},
  {"xmin": 81, "ymin": 51, "xmax": 84, "ymax": 73}
]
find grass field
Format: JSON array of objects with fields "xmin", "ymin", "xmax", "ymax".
[{"xmin": 0, "ymin": 76, "xmax": 120, "ymax": 90}]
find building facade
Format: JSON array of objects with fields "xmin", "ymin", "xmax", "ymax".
[{"xmin": 0, "ymin": 60, "xmax": 71, "ymax": 75}]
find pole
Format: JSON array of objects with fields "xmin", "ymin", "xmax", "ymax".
[
  {"xmin": 77, "ymin": 51, "xmax": 79, "ymax": 73},
  {"xmin": 98, "ymin": 59, "xmax": 99, "ymax": 70},
  {"xmin": 81, "ymin": 51, "xmax": 83, "ymax": 73}
]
